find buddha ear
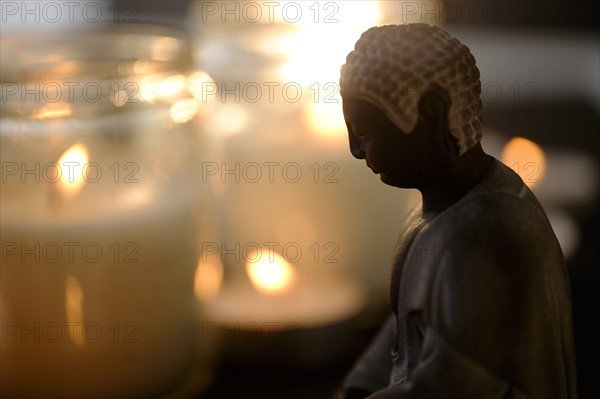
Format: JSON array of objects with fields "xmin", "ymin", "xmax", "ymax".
[{"xmin": 417, "ymin": 87, "xmax": 459, "ymax": 164}]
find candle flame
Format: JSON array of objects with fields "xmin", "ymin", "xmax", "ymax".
[
  {"xmin": 65, "ymin": 275, "xmax": 85, "ymax": 345},
  {"xmin": 194, "ymin": 259, "xmax": 224, "ymax": 302},
  {"xmin": 246, "ymin": 251, "xmax": 296, "ymax": 295},
  {"xmin": 501, "ymin": 137, "xmax": 546, "ymax": 188},
  {"xmin": 57, "ymin": 143, "xmax": 89, "ymax": 198}
]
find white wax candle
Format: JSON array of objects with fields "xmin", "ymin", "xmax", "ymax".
[{"xmin": 0, "ymin": 184, "xmax": 199, "ymax": 398}]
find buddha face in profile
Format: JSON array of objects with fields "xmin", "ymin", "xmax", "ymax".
[
  {"xmin": 340, "ymin": 24, "xmax": 483, "ymax": 190},
  {"xmin": 343, "ymin": 98, "xmax": 433, "ymax": 188}
]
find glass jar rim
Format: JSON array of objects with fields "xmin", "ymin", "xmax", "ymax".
[
  {"xmin": 1, "ymin": 24, "xmax": 196, "ymax": 123},
  {"xmin": 1, "ymin": 24, "xmax": 193, "ymax": 82}
]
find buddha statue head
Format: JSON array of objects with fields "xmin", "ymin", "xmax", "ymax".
[{"xmin": 340, "ymin": 24, "xmax": 487, "ymax": 195}]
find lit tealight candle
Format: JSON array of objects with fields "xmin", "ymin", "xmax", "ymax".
[
  {"xmin": 246, "ymin": 251, "xmax": 297, "ymax": 295},
  {"xmin": 202, "ymin": 248, "xmax": 366, "ymax": 328}
]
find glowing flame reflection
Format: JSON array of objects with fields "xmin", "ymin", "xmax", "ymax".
[
  {"xmin": 57, "ymin": 143, "xmax": 89, "ymax": 198},
  {"xmin": 65, "ymin": 275, "xmax": 85, "ymax": 345},
  {"xmin": 246, "ymin": 251, "xmax": 296, "ymax": 295},
  {"xmin": 194, "ymin": 259, "xmax": 224, "ymax": 301}
]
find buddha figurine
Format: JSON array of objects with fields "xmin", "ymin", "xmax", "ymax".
[{"xmin": 336, "ymin": 24, "xmax": 578, "ymax": 399}]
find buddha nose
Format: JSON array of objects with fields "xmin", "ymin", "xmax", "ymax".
[{"xmin": 349, "ymin": 132, "xmax": 366, "ymax": 159}]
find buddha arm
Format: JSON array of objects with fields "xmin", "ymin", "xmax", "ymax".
[{"xmin": 339, "ymin": 315, "xmax": 396, "ymax": 397}]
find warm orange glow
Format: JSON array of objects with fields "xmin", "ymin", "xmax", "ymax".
[
  {"xmin": 273, "ymin": 2, "xmax": 379, "ymax": 139},
  {"xmin": 139, "ymin": 74, "xmax": 186, "ymax": 102},
  {"xmin": 305, "ymin": 94, "xmax": 346, "ymax": 139},
  {"xmin": 150, "ymin": 37, "xmax": 182, "ymax": 61},
  {"xmin": 187, "ymin": 70, "xmax": 216, "ymax": 101},
  {"xmin": 133, "ymin": 59, "xmax": 154, "ymax": 74},
  {"xmin": 170, "ymin": 98, "xmax": 198, "ymax": 123},
  {"xmin": 194, "ymin": 259, "xmax": 224, "ymax": 302},
  {"xmin": 204, "ymin": 103, "xmax": 248, "ymax": 136},
  {"xmin": 276, "ymin": 212, "xmax": 317, "ymax": 245},
  {"xmin": 246, "ymin": 251, "xmax": 296, "ymax": 295},
  {"xmin": 57, "ymin": 143, "xmax": 89, "ymax": 198},
  {"xmin": 65, "ymin": 275, "xmax": 85, "ymax": 345},
  {"xmin": 278, "ymin": 2, "xmax": 381, "ymax": 85},
  {"xmin": 156, "ymin": 75, "xmax": 186, "ymax": 98},
  {"xmin": 501, "ymin": 137, "xmax": 547, "ymax": 188},
  {"xmin": 119, "ymin": 186, "xmax": 153, "ymax": 208},
  {"xmin": 33, "ymin": 104, "xmax": 72, "ymax": 120},
  {"xmin": 111, "ymin": 90, "xmax": 128, "ymax": 107}
]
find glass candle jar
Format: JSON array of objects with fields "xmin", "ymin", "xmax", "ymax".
[
  {"xmin": 0, "ymin": 24, "xmax": 213, "ymax": 398},
  {"xmin": 188, "ymin": 1, "xmax": 410, "ymax": 366}
]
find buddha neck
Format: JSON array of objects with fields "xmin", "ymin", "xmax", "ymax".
[{"xmin": 419, "ymin": 143, "xmax": 493, "ymax": 217}]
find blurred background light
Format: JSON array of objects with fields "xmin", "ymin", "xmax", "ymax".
[
  {"xmin": 500, "ymin": 136, "xmax": 547, "ymax": 188},
  {"xmin": 246, "ymin": 250, "xmax": 297, "ymax": 295}
]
